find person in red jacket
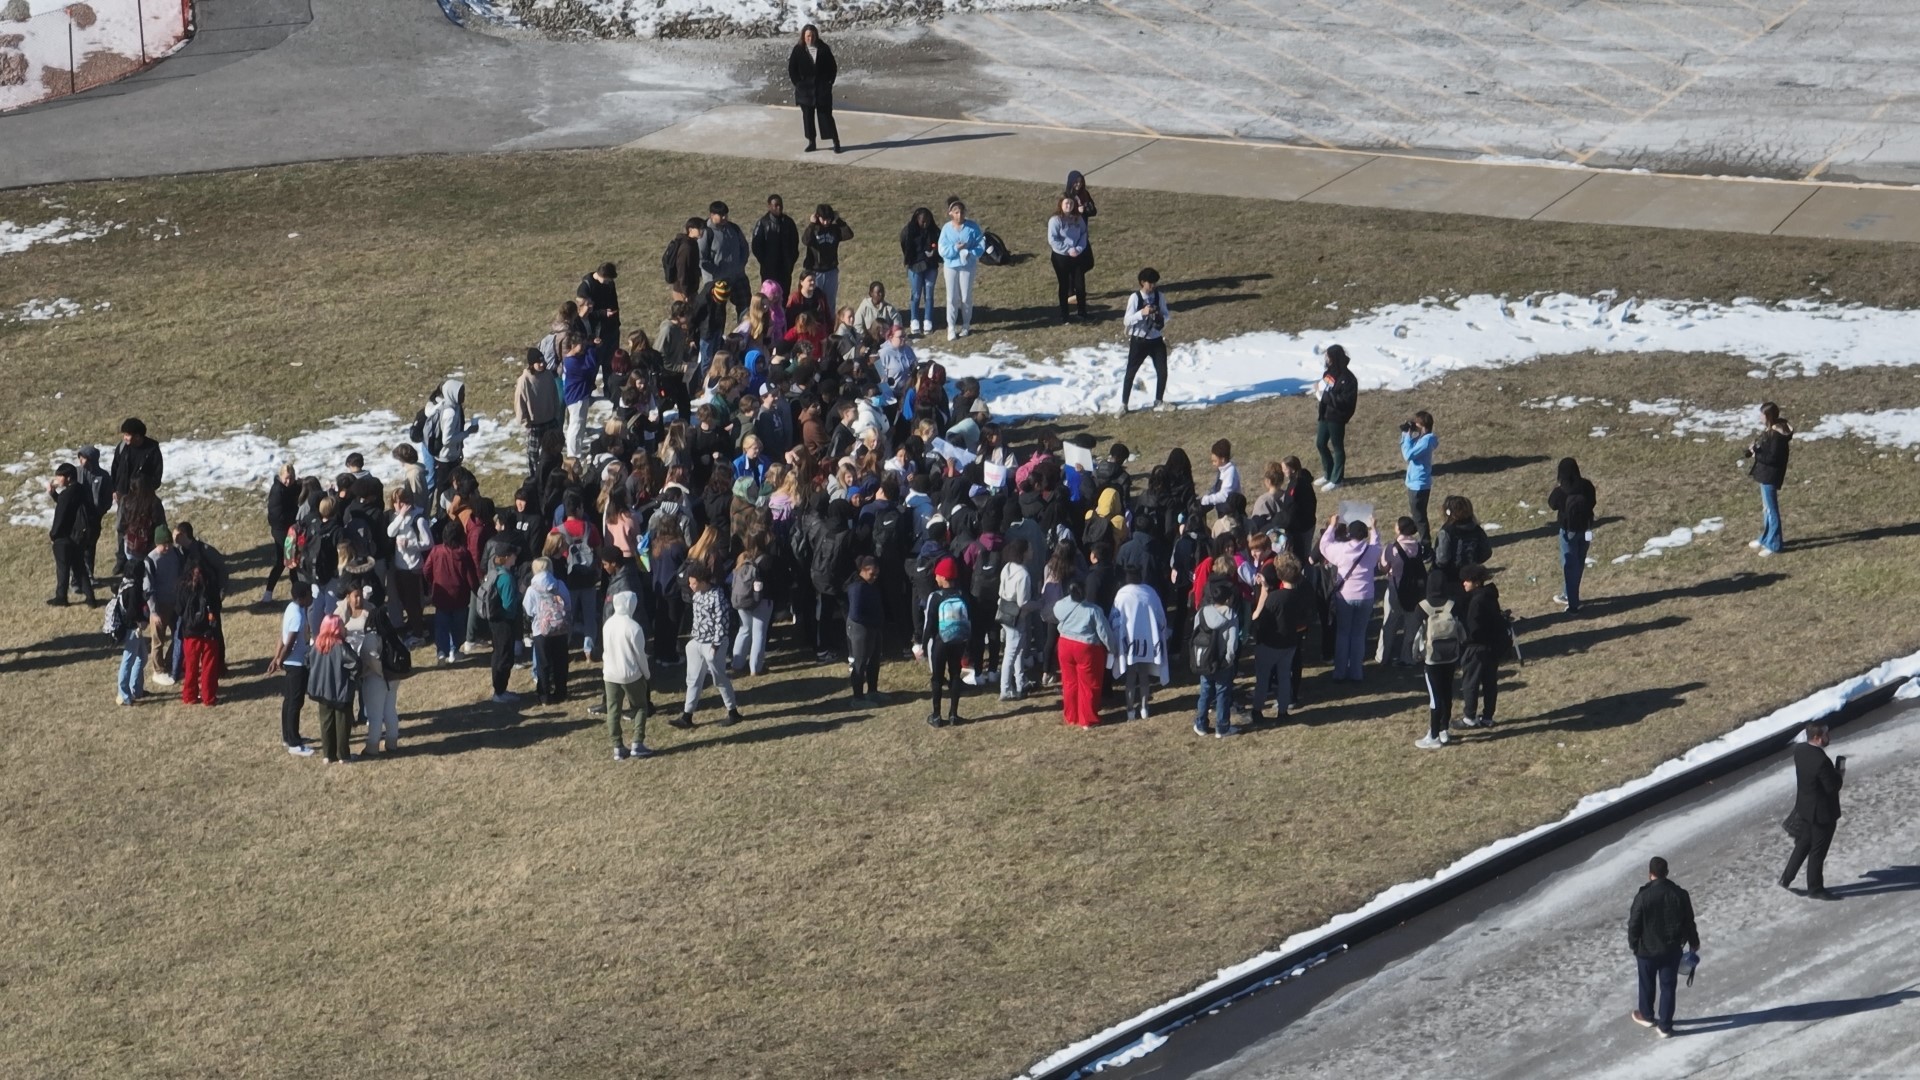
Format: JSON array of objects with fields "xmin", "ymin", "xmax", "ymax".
[{"xmin": 421, "ymin": 518, "xmax": 478, "ymax": 665}]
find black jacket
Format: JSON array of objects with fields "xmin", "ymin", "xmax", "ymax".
[
  {"xmin": 787, "ymin": 40, "xmax": 837, "ymax": 105},
  {"xmin": 111, "ymin": 436, "xmax": 164, "ymax": 497},
  {"xmin": 1788, "ymin": 741, "xmax": 1844, "ymax": 826},
  {"xmin": 267, "ymin": 475, "xmax": 302, "ymax": 530},
  {"xmin": 1462, "ymin": 584, "xmax": 1504, "ymax": 647},
  {"xmin": 1317, "ymin": 368, "xmax": 1358, "ymax": 424},
  {"xmin": 1627, "ymin": 878, "xmax": 1699, "ymax": 957},
  {"xmin": 802, "ymin": 218, "xmax": 854, "ymax": 273},
  {"xmin": 1751, "ymin": 427, "xmax": 1791, "ymax": 486},
  {"xmin": 1548, "ymin": 477, "xmax": 1597, "ymax": 533},
  {"xmin": 79, "ymin": 463, "xmax": 112, "ymax": 529},
  {"xmin": 575, "ymin": 273, "xmax": 620, "ymax": 335},
  {"xmin": 751, "ymin": 212, "xmax": 800, "ymax": 279},
  {"xmin": 900, "ymin": 218, "xmax": 940, "ymax": 274},
  {"xmin": 49, "ymin": 481, "xmax": 88, "ymax": 543}
]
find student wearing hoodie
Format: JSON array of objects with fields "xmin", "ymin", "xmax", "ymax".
[
  {"xmin": 1047, "ymin": 195, "xmax": 1091, "ymax": 323},
  {"xmin": 386, "ymin": 487, "xmax": 432, "ymax": 640},
  {"xmin": 1248, "ymin": 559, "xmax": 1310, "ymax": 724},
  {"xmin": 1457, "ymin": 564, "xmax": 1504, "ymax": 729},
  {"xmin": 1108, "ymin": 565, "xmax": 1170, "ymax": 721},
  {"xmin": 920, "ymin": 557, "xmax": 971, "ymax": 727},
  {"xmin": 1319, "ymin": 513, "xmax": 1382, "ymax": 682},
  {"xmin": 1400, "ymin": 410, "xmax": 1436, "ymax": 544},
  {"xmin": 1314, "ymin": 345, "xmax": 1359, "ymax": 490},
  {"xmin": 1547, "ymin": 457, "xmax": 1598, "ymax": 612},
  {"xmin": 751, "ymin": 194, "xmax": 801, "ymax": 296},
  {"xmin": 961, "ymin": 509, "xmax": 1007, "ymax": 683},
  {"xmin": 801, "ymin": 203, "xmax": 855, "ymax": 312},
  {"xmin": 899, "ymin": 207, "xmax": 941, "ymax": 336},
  {"xmin": 1744, "ymin": 401, "xmax": 1792, "ymax": 556},
  {"xmin": 421, "ymin": 518, "xmax": 478, "ymax": 664},
  {"xmin": 561, "ymin": 335, "xmax": 597, "ymax": 459},
  {"xmin": 524, "ymin": 557, "xmax": 572, "ymax": 704},
  {"xmin": 480, "ymin": 546, "xmax": 523, "ymax": 704},
  {"xmin": 514, "ymin": 348, "xmax": 563, "ymax": 481},
  {"xmin": 1377, "ymin": 517, "xmax": 1429, "ymax": 666},
  {"xmin": 602, "ymin": 591, "xmax": 653, "ymax": 759},
  {"xmin": 423, "ymin": 378, "xmax": 472, "ymax": 502},
  {"xmin": 1191, "ymin": 580, "xmax": 1245, "ymax": 737}
]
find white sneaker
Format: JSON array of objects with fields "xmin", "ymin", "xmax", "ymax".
[
  {"xmin": 1138, "ymin": 701, "xmax": 1149, "ymax": 720},
  {"xmin": 1416, "ymin": 734, "xmax": 1444, "ymax": 750},
  {"xmin": 961, "ymin": 669, "xmax": 980, "ymax": 686},
  {"xmin": 286, "ymin": 744, "xmax": 315, "ymax": 757},
  {"xmin": 1322, "ymin": 481, "xmax": 1341, "ymax": 492},
  {"xmin": 948, "ymin": 329, "xmax": 957, "ymax": 342},
  {"xmin": 1438, "ymin": 730, "xmax": 1451, "ymax": 745},
  {"xmin": 1314, "ymin": 478, "xmax": 1330, "ymax": 490},
  {"xmin": 1757, "ymin": 547, "xmax": 1775, "ymax": 558},
  {"xmin": 958, "ymin": 327, "xmax": 970, "ymax": 338},
  {"xmin": 460, "ymin": 641, "xmax": 487, "ymax": 656},
  {"xmin": 1748, "ymin": 539, "xmax": 1763, "ymax": 550},
  {"xmin": 151, "ymin": 672, "xmax": 175, "ymax": 687},
  {"xmin": 1153, "ymin": 401, "xmax": 1172, "ymax": 412},
  {"xmin": 1114, "ymin": 403, "xmax": 1128, "ymax": 418},
  {"xmin": 1552, "ymin": 594, "xmax": 1569, "ymax": 606}
]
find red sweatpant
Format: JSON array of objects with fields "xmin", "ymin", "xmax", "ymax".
[
  {"xmin": 180, "ymin": 635, "xmax": 220, "ymax": 705},
  {"xmin": 1057, "ymin": 637, "xmax": 1107, "ymax": 728}
]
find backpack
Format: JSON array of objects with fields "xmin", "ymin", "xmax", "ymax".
[
  {"xmin": 980, "ymin": 231, "xmax": 1010, "ymax": 267},
  {"xmin": 103, "ymin": 592, "xmax": 130, "ymax": 640},
  {"xmin": 1562, "ymin": 489, "xmax": 1595, "ymax": 534},
  {"xmin": 374, "ymin": 612, "xmax": 413, "ymax": 680},
  {"xmin": 476, "ymin": 564, "xmax": 508, "ymax": 621},
  {"xmin": 1189, "ymin": 609, "xmax": 1234, "ymax": 676},
  {"xmin": 281, "ymin": 519, "xmax": 311, "ymax": 574},
  {"xmin": 563, "ymin": 529, "xmax": 597, "ymax": 578},
  {"xmin": 936, "ymin": 592, "xmax": 971, "ymax": 644},
  {"xmin": 661, "ymin": 236, "xmax": 685, "ymax": 284},
  {"xmin": 869, "ymin": 505, "xmax": 908, "ymax": 565},
  {"xmin": 408, "ymin": 409, "xmax": 427, "ymax": 445},
  {"xmin": 300, "ymin": 520, "xmax": 339, "ymax": 586},
  {"xmin": 970, "ymin": 545, "xmax": 1004, "ymax": 604},
  {"xmin": 731, "ymin": 559, "xmax": 759, "ymax": 611},
  {"xmin": 1415, "ymin": 600, "xmax": 1464, "ymax": 666},
  {"xmin": 1394, "ymin": 542, "xmax": 1432, "ymax": 610}
]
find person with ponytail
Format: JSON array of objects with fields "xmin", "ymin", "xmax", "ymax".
[{"xmin": 1743, "ymin": 402, "xmax": 1793, "ymax": 556}]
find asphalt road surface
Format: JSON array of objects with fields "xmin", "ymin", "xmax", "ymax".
[
  {"xmin": 5, "ymin": 1, "xmax": 1920, "ymax": 189},
  {"xmin": 1108, "ymin": 700, "xmax": 1920, "ymax": 1080}
]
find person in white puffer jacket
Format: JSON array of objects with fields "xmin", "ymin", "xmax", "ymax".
[{"xmin": 386, "ymin": 487, "xmax": 432, "ymax": 642}]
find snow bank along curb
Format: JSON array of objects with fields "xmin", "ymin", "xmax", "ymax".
[
  {"xmin": 1019, "ymin": 654, "xmax": 1920, "ymax": 1079},
  {"xmin": 480, "ymin": 0, "xmax": 1076, "ymax": 40}
]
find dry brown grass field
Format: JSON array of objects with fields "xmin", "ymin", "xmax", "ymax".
[{"xmin": 2, "ymin": 152, "xmax": 1918, "ymax": 1079}]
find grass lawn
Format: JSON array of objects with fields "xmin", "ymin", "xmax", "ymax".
[{"xmin": 3, "ymin": 151, "xmax": 1920, "ymax": 1080}]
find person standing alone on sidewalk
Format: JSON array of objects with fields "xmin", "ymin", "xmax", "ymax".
[
  {"xmin": 1314, "ymin": 345, "xmax": 1358, "ymax": 491},
  {"xmin": 1780, "ymin": 721, "xmax": 1845, "ymax": 900},
  {"xmin": 788, "ymin": 24, "xmax": 840, "ymax": 153},
  {"xmin": 1119, "ymin": 267, "xmax": 1170, "ymax": 415},
  {"xmin": 1627, "ymin": 856, "xmax": 1699, "ymax": 1039}
]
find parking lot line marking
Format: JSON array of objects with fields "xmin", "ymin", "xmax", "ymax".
[
  {"xmin": 1804, "ymin": 93, "xmax": 1906, "ymax": 181},
  {"xmin": 1512, "ymin": 0, "xmax": 1712, "ymax": 71},
  {"xmin": 1640, "ymin": 0, "xmax": 1754, "ymax": 38},
  {"xmin": 1361, "ymin": 0, "xmax": 1641, "ymax": 116},
  {"xmin": 978, "ymin": 12, "xmax": 1163, "ymax": 136},
  {"xmin": 1584, "ymin": 0, "xmax": 1721, "ymax": 56},
  {"xmin": 1441, "ymin": 0, "xmax": 1672, "ymax": 97}
]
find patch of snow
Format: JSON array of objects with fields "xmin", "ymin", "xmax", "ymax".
[
  {"xmin": 0, "ymin": 217, "xmax": 114, "ymax": 256},
  {"xmin": 1522, "ymin": 395, "xmax": 1612, "ymax": 410},
  {"xmin": 509, "ymin": 0, "xmax": 1072, "ymax": 38},
  {"xmin": 1800, "ymin": 408, "xmax": 1920, "ymax": 450},
  {"xmin": 1019, "ymin": 647, "xmax": 1920, "ymax": 1079},
  {"xmin": 1610, "ymin": 517, "xmax": 1725, "ymax": 564},
  {"xmin": 1589, "ymin": 426, "xmax": 1610, "ymax": 438},
  {"xmin": 1627, "ymin": 399, "xmax": 1755, "ymax": 438}
]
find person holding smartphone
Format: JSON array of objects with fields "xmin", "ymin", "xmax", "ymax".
[{"xmin": 1780, "ymin": 721, "xmax": 1845, "ymax": 900}]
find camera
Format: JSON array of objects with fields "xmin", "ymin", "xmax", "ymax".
[{"xmin": 1399, "ymin": 420, "xmax": 1415, "ymax": 434}]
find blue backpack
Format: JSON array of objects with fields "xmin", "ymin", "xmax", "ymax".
[{"xmin": 936, "ymin": 593, "xmax": 971, "ymax": 644}]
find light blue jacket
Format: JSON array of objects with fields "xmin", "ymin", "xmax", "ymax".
[
  {"xmin": 1047, "ymin": 214, "xmax": 1087, "ymax": 257},
  {"xmin": 1401, "ymin": 431, "xmax": 1436, "ymax": 491},
  {"xmin": 938, "ymin": 220, "xmax": 985, "ymax": 269}
]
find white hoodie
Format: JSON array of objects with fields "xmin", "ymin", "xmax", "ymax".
[
  {"xmin": 386, "ymin": 506, "xmax": 432, "ymax": 572},
  {"xmin": 430, "ymin": 378, "xmax": 467, "ymax": 464},
  {"xmin": 601, "ymin": 592, "xmax": 652, "ymax": 684}
]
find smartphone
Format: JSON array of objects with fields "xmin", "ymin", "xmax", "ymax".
[{"xmin": 1836, "ymin": 755, "xmax": 1848, "ymax": 771}]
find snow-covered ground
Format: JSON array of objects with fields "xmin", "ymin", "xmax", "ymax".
[
  {"xmin": 0, "ymin": 217, "xmax": 113, "ymax": 255},
  {"xmin": 1610, "ymin": 517, "xmax": 1726, "ymax": 565},
  {"xmin": 12, "ymin": 291, "xmax": 1920, "ymax": 527},
  {"xmin": 504, "ymin": 0, "xmax": 1080, "ymax": 39}
]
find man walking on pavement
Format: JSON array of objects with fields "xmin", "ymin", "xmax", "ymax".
[
  {"xmin": 1780, "ymin": 721, "xmax": 1846, "ymax": 900},
  {"xmin": 1627, "ymin": 855, "xmax": 1699, "ymax": 1039}
]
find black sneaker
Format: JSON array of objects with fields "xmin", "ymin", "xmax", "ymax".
[
  {"xmin": 668, "ymin": 713, "xmax": 695, "ymax": 730},
  {"xmin": 719, "ymin": 709, "xmax": 743, "ymax": 728},
  {"xmin": 587, "ymin": 704, "xmax": 607, "ymax": 716},
  {"xmin": 947, "ymin": 712, "xmax": 964, "ymax": 727},
  {"xmin": 927, "ymin": 712, "xmax": 946, "ymax": 728}
]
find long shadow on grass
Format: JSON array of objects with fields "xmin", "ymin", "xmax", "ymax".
[
  {"xmin": 1094, "ymin": 273, "xmax": 1274, "ymax": 301},
  {"xmin": 1787, "ymin": 521, "xmax": 1920, "ymax": 552},
  {"xmin": 1435, "ymin": 453, "xmax": 1551, "ymax": 478},
  {"xmin": 1493, "ymin": 514, "xmax": 1626, "ymax": 549},
  {"xmin": 1473, "ymin": 681, "xmax": 1707, "ymax": 741},
  {"xmin": 404, "ymin": 702, "xmax": 596, "ymax": 755},
  {"xmin": 1521, "ymin": 615, "xmax": 1689, "ymax": 659},
  {"xmin": 217, "ymin": 656, "xmax": 277, "ymax": 703},
  {"xmin": 654, "ymin": 711, "xmax": 871, "ymax": 754},
  {"xmin": 1578, "ymin": 571, "xmax": 1786, "ymax": 618},
  {"xmin": 727, "ymin": 674, "xmax": 865, "ymax": 722},
  {"xmin": 3, "ymin": 631, "xmax": 116, "ymax": 674}
]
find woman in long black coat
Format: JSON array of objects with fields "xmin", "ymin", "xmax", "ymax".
[{"xmin": 788, "ymin": 24, "xmax": 840, "ymax": 153}]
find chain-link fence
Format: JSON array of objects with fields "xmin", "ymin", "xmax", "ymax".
[{"xmin": 1, "ymin": 0, "xmax": 191, "ymax": 112}]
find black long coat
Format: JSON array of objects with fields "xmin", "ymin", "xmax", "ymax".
[{"xmin": 788, "ymin": 40, "xmax": 837, "ymax": 106}]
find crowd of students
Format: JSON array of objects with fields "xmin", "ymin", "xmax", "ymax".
[{"xmin": 57, "ymin": 180, "xmax": 1829, "ymax": 764}]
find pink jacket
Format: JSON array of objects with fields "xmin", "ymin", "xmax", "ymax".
[{"xmin": 1319, "ymin": 523, "xmax": 1381, "ymax": 603}]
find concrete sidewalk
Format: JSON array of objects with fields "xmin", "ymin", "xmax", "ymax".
[{"xmin": 629, "ymin": 105, "xmax": 1920, "ymax": 245}]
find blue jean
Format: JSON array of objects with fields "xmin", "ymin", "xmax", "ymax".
[
  {"xmin": 118, "ymin": 647, "xmax": 146, "ymax": 702},
  {"xmin": 432, "ymin": 605, "xmax": 465, "ymax": 657},
  {"xmin": 908, "ymin": 268, "xmax": 935, "ymax": 327},
  {"xmin": 815, "ymin": 269, "xmax": 841, "ymax": 313},
  {"xmin": 1636, "ymin": 950, "xmax": 1682, "ymax": 1031},
  {"xmin": 1759, "ymin": 483, "xmax": 1783, "ymax": 552},
  {"xmin": 1560, "ymin": 530, "xmax": 1590, "ymax": 609},
  {"xmin": 1195, "ymin": 673, "xmax": 1233, "ymax": 732},
  {"xmin": 1333, "ymin": 598, "xmax": 1371, "ymax": 680}
]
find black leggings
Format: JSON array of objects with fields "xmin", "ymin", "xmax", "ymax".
[
  {"xmin": 489, "ymin": 619, "xmax": 517, "ymax": 696},
  {"xmin": 280, "ymin": 664, "xmax": 306, "ymax": 746},
  {"xmin": 1124, "ymin": 338, "xmax": 1168, "ymax": 407},
  {"xmin": 266, "ymin": 524, "xmax": 289, "ymax": 593},
  {"xmin": 1461, "ymin": 645, "xmax": 1499, "ymax": 723},
  {"xmin": 1051, "ymin": 251, "xmax": 1087, "ymax": 317},
  {"xmin": 929, "ymin": 640, "xmax": 964, "ymax": 715}
]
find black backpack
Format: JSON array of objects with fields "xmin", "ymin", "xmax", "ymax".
[
  {"xmin": 970, "ymin": 545, "xmax": 1004, "ymax": 603},
  {"xmin": 661, "ymin": 236, "xmax": 685, "ymax": 284},
  {"xmin": 869, "ymin": 505, "xmax": 908, "ymax": 565},
  {"xmin": 1395, "ymin": 542, "xmax": 1432, "ymax": 610},
  {"xmin": 1189, "ymin": 610, "xmax": 1233, "ymax": 676},
  {"xmin": 980, "ymin": 231, "xmax": 1011, "ymax": 266},
  {"xmin": 1563, "ymin": 489, "xmax": 1595, "ymax": 534}
]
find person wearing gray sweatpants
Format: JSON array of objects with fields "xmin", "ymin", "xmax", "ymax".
[{"xmin": 671, "ymin": 563, "xmax": 743, "ymax": 730}]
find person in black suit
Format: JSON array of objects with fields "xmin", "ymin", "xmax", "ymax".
[
  {"xmin": 788, "ymin": 25, "xmax": 840, "ymax": 154},
  {"xmin": 1780, "ymin": 721, "xmax": 1845, "ymax": 900},
  {"xmin": 1627, "ymin": 856, "xmax": 1698, "ymax": 1038}
]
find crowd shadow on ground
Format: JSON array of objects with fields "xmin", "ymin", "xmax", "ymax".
[
  {"xmin": 1575, "ymin": 571, "xmax": 1785, "ymax": 618},
  {"xmin": 1471, "ymin": 681, "xmax": 1706, "ymax": 742},
  {"xmin": 1785, "ymin": 521, "xmax": 1920, "ymax": 553},
  {"xmin": 3, "ymin": 630, "xmax": 115, "ymax": 674},
  {"xmin": 1675, "ymin": 987, "xmax": 1919, "ymax": 1033}
]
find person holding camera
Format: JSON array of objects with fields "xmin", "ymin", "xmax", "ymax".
[
  {"xmin": 1119, "ymin": 267, "xmax": 1171, "ymax": 416},
  {"xmin": 1399, "ymin": 410, "xmax": 1436, "ymax": 545},
  {"xmin": 1743, "ymin": 401, "xmax": 1793, "ymax": 556}
]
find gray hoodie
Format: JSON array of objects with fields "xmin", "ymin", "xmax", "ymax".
[
  {"xmin": 1200, "ymin": 603, "xmax": 1241, "ymax": 663},
  {"xmin": 430, "ymin": 378, "xmax": 467, "ymax": 464},
  {"xmin": 699, "ymin": 220, "xmax": 749, "ymax": 284}
]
